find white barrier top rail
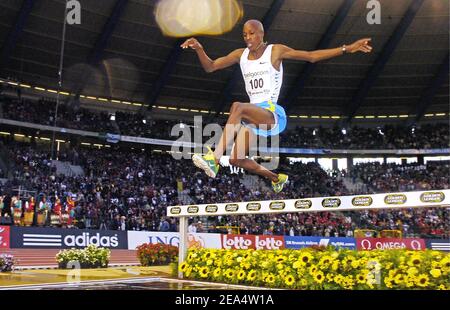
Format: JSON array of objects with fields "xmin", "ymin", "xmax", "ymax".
[{"xmin": 166, "ymin": 190, "xmax": 450, "ymax": 217}]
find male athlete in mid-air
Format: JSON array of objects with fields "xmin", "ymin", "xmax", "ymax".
[{"xmin": 181, "ymin": 20, "xmax": 372, "ymax": 193}]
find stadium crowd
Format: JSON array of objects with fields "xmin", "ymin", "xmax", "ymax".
[
  {"xmin": 0, "ymin": 138, "xmax": 448, "ymax": 238},
  {"xmin": 1, "ymin": 95, "xmax": 449, "ymax": 149}
]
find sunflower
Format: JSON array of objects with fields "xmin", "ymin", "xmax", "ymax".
[
  {"xmin": 299, "ymin": 252, "xmax": 313, "ymax": 265},
  {"xmin": 313, "ymin": 271, "xmax": 325, "ymax": 284},
  {"xmin": 247, "ymin": 270, "xmax": 257, "ymax": 282},
  {"xmin": 331, "ymin": 260, "xmax": 339, "ymax": 271},
  {"xmin": 384, "ymin": 276, "xmax": 395, "ymax": 288},
  {"xmin": 240, "ymin": 261, "xmax": 251, "ymax": 270},
  {"xmin": 415, "ymin": 274, "xmax": 429, "ymax": 287},
  {"xmin": 407, "ymin": 267, "xmax": 419, "ymax": 276},
  {"xmin": 284, "ymin": 274, "xmax": 295, "ymax": 286},
  {"xmin": 204, "ymin": 252, "xmax": 212, "ymax": 259},
  {"xmin": 334, "ymin": 274, "xmax": 344, "ymax": 285},
  {"xmin": 199, "ymin": 266, "xmax": 210, "ymax": 278},
  {"xmin": 350, "ymin": 260, "xmax": 360, "ymax": 269},
  {"xmin": 440, "ymin": 257, "xmax": 450, "ymax": 270},
  {"xmin": 225, "ymin": 269, "xmax": 235, "ymax": 279},
  {"xmin": 237, "ymin": 270, "xmax": 246, "ymax": 281},
  {"xmin": 356, "ymin": 271, "xmax": 368, "ymax": 284},
  {"xmin": 276, "ymin": 255, "xmax": 287, "ymax": 263},
  {"xmin": 213, "ymin": 268, "xmax": 222, "ymax": 278},
  {"xmin": 309, "ymin": 264, "xmax": 318, "ymax": 275},
  {"xmin": 408, "ymin": 255, "xmax": 422, "ymax": 267},
  {"xmin": 430, "ymin": 268, "xmax": 442, "ymax": 278},
  {"xmin": 185, "ymin": 266, "xmax": 193, "ymax": 278},
  {"xmin": 326, "ymin": 273, "xmax": 335, "ymax": 283},
  {"xmin": 437, "ymin": 284, "xmax": 448, "ymax": 290},
  {"xmin": 265, "ymin": 273, "xmax": 276, "ymax": 284},
  {"xmin": 179, "ymin": 262, "xmax": 189, "ymax": 273},
  {"xmin": 394, "ymin": 274, "xmax": 404, "ymax": 285}
]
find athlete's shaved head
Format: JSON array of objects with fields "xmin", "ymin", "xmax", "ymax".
[{"xmin": 244, "ymin": 20, "xmax": 264, "ymax": 34}]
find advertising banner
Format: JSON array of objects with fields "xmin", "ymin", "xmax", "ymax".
[
  {"xmin": 10, "ymin": 227, "xmax": 128, "ymax": 249},
  {"xmin": 426, "ymin": 239, "xmax": 450, "ymax": 251},
  {"xmin": 127, "ymin": 231, "xmax": 221, "ymax": 250},
  {"xmin": 284, "ymin": 236, "xmax": 356, "ymax": 250},
  {"xmin": 221, "ymin": 234, "xmax": 285, "ymax": 250},
  {"xmin": 0, "ymin": 226, "xmax": 10, "ymax": 249},
  {"xmin": 356, "ymin": 238, "xmax": 426, "ymax": 251}
]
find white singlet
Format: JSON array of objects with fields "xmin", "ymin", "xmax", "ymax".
[{"xmin": 239, "ymin": 44, "xmax": 283, "ymax": 104}]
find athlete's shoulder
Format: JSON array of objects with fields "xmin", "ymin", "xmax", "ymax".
[
  {"xmin": 271, "ymin": 44, "xmax": 289, "ymax": 56},
  {"xmin": 272, "ymin": 44, "xmax": 291, "ymax": 52}
]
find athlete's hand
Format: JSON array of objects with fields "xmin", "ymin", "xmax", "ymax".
[
  {"xmin": 347, "ymin": 38, "xmax": 372, "ymax": 54},
  {"xmin": 181, "ymin": 38, "xmax": 203, "ymax": 50}
]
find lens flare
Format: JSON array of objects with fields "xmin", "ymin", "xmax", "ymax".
[{"xmin": 155, "ymin": 0, "xmax": 243, "ymax": 37}]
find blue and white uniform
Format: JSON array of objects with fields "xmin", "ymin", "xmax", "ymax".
[{"xmin": 239, "ymin": 44, "xmax": 287, "ymax": 137}]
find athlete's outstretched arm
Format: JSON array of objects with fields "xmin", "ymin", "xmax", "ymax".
[
  {"xmin": 277, "ymin": 38, "xmax": 372, "ymax": 63},
  {"xmin": 181, "ymin": 38, "xmax": 244, "ymax": 73}
]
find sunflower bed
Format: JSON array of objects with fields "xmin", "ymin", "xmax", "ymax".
[{"xmin": 179, "ymin": 248, "xmax": 449, "ymax": 290}]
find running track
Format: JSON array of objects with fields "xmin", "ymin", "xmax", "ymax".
[{"xmin": 0, "ymin": 249, "xmax": 139, "ymax": 269}]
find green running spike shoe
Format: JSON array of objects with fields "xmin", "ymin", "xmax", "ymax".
[
  {"xmin": 272, "ymin": 173, "xmax": 288, "ymax": 193},
  {"xmin": 192, "ymin": 146, "xmax": 219, "ymax": 178}
]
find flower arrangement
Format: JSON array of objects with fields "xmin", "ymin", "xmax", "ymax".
[
  {"xmin": 0, "ymin": 254, "xmax": 15, "ymax": 272},
  {"xmin": 56, "ymin": 245, "xmax": 110, "ymax": 269},
  {"xmin": 179, "ymin": 248, "xmax": 450, "ymax": 290},
  {"xmin": 136, "ymin": 243, "xmax": 178, "ymax": 266}
]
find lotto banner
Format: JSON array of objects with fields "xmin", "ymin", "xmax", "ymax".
[
  {"xmin": 221, "ymin": 234, "xmax": 285, "ymax": 250},
  {"xmin": 0, "ymin": 226, "xmax": 10, "ymax": 249}
]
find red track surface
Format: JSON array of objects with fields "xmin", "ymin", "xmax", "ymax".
[{"xmin": 0, "ymin": 249, "xmax": 139, "ymax": 268}]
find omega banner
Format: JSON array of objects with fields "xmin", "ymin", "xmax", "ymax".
[
  {"xmin": 167, "ymin": 190, "xmax": 450, "ymax": 217},
  {"xmin": 10, "ymin": 227, "xmax": 128, "ymax": 249}
]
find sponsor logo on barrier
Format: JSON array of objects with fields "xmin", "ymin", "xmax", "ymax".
[
  {"xmin": 0, "ymin": 226, "xmax": 10, "ymax": 249},
  {"xmin": 420, "ymin": 192, "xmax": 445, "ymax": 203},
  {"xmin": 246, "ymin": 202, "xmax": 261, "ymax": 211},
  {"xmin": 294, "ymin": 199, "xmax": 312, "ymax": 209},
  {"xmin": 284, "ymin": 236, "xmax": 356, "ymax": 250},
  {"xmin": 269, "ymin": 201, "xmax": 285, "ymax": 210},
  {"xmin": 425, "ymin": 239, "xmax": 450, "ymax": 252},
  {"xmin": 11, "ymin": 227, "xmax": 127, "ymax": 249},
  {"xmin": 170, "ymin": 207, "xmax": 181, "ymax": 215},
  {"xmin": 352, "ymin": 196, "xmax": 373, "ymax": 207},
  {"xmin": 356, "ymin": 238, "xmax": 425, "ymax": 251},
  {"xmin": 187, "ymin": 206, "xmax": 199, "ymax": 214},
  {"xmin": 225, "ymin": 204, "xmax": 239, "ymax": 212},
  {"xmin": 205, "ymin": 205, "xmax": 218, "ymax": 213},
  {"xmin": 322, "ymin": 198, "xmax": 341, "ymax": 208},
  {"xmin": 384, "ymin": 194, "xmax": 407, "ymax": 205},
  {"xmin": 221, "ymin": 235, "xmax": 284, "ymax": 250}
]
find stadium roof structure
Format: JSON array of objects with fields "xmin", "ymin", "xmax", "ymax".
[{"xmin": 0, "ymin": 0, "xmax": 448, "ymax": 122}]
